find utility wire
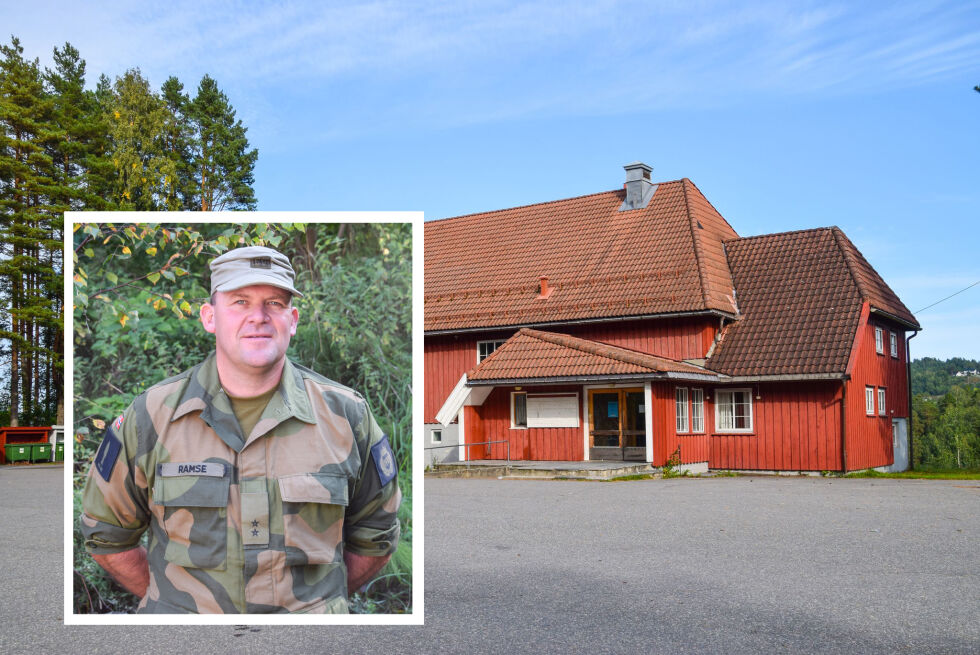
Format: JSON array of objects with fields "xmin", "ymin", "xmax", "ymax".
[{"xmin": 914, "ymin": 280, "xmax": 980, "ymax": 313}]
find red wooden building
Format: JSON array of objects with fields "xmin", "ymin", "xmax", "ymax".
[{"xmin": 424, "ymin": 163, "xmax": 920, "ymax": 472}]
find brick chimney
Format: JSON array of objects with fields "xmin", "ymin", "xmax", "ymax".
[{"xmin": 620, "ymin": 161, "xmax": 656, "ymax": 211}]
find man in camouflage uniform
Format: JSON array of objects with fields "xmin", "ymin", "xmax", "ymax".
[{"xmin": 81, "ymin": 245, "xmax": 401, "ymax": 613}]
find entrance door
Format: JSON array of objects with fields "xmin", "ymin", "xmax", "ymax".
[{"xmin": 588, "ymin": 388, "xmax": 646, "ymax": 461}]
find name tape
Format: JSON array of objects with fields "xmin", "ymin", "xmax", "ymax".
[{"xmin": 158, "ymin": 462, "xmax": 226, "ymax": 477}]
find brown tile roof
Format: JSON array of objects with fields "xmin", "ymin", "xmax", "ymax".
[
  {"xmin": 424, "ymin": 179, "xmax": 739, "ymax": 332},
  {"xmin": 467, "ymin": 328, "xmax": 716, "ymax": 382},
  {"xmin": 706, "ymin": 227, "xmax": 919, "ymax": 377}
]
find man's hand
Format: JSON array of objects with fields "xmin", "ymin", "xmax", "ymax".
[
  {"xmin": 344, "ymin": 550, "xmax": 391, "ymax": 594},
  {"xmin": 92, "ymin": 546, "xmax": 150, "ymax": 598}
]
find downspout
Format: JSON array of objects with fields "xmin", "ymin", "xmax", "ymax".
[
  {"xmin": 840, "ymin": 380, "xmax": 848, "ymax": 473},
  {"xmin": 906, "ymin": 330, "xmax": 919, "ymax": 471}
]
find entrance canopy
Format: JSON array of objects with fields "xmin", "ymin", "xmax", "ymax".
[{"xmin": 466, "ymin": 328, "xmax": 718, "ymax": 385}]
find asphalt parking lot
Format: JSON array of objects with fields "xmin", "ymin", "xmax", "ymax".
[{"xmin": 3, "ymin": 466, "xmax": 978, "ymax": 654}]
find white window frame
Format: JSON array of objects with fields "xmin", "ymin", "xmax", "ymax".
[
  {"xmin": 714, "ymin": 388, "xmax": 753, "ymax": 433},
  {"xmin": 477, "ymin": 340, "xmax": 506, "ymax": 363},
  {"xmin": 865, "ymin": 386, "xmax": 875, "ymax": 416},
  {"xmin": 878, "ymin": 388, "xmax": 886, "ymax": 416},
  {"xmin": 511, "ymin": 391, "xmax": 527, "ymax": 429},
  {"xmin": 675, "ymin": 387, "xmax": 689, "ymax": 433},
  {"xmin": 691, "ymin": 388, "xmax": 704, "ymax": 433},
  {"xmin": 874, "ymin": 326, "xmax": 884, "ymax": 355},
  {"xmin": 890, "ymin": 332, "xmax": 898, "ymax": 358},
  {"xmin": 431, "ymin": 428, "xmax": 443, "ymax": 444}
]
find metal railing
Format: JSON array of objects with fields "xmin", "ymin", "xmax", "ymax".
[{"xmin": 424, "ymin": 440, "xmax": 511, "ymax": 467}]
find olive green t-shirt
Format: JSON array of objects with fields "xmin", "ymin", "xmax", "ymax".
[{"xmin": 228, "ymin": 387, "xmax": 277, "ymax": 441}]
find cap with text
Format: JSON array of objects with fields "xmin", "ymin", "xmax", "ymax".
[{"xmin": 209, "ymin": 245, "xmax": 303, "ymax": 298}]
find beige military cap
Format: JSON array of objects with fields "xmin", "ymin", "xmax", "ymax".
[{"xmin": 209, "ymin": 245, "xmax": 304, "ymax": 297}]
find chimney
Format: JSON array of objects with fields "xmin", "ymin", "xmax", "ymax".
[
  {"xmin": 620, "ymin": 161, "xmax": 656, "ymax": 211},
  {"xmin": 537, "ymin": 275, "xmax": 554, "ymax": 299}
]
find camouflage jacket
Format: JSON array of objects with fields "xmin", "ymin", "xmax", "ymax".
[{"xmin": 81, "ymin": 352, "xmax": 401, "ymax": 614}]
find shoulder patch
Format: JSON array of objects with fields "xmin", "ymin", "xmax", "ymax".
[
  {"xmin": 113, "ymin": 414, "xmax": 124, "ymax": 431},
  {"xmin": 94, "ymin": 429, "xmax": 122, "ymax": 481},
  {"xmin": 370, "ymin": 435, "xmax": 397, "ymax": 487}
]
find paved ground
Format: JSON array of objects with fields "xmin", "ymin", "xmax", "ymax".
[{"xmin": 3, "ymin": 465, "xmax": 978, "ymax": 654}]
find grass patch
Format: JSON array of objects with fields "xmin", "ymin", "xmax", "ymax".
[{"xmin": 844, "ymin": 468, "xmax": 980, "ymax": 480}]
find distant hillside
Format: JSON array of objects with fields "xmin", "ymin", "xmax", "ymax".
[{"xmin": 912, "ymin": 357, "xmax": 980, "ymax": 396}]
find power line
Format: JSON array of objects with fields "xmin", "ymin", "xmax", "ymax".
[{"xmin": 915, "ymin": 280, "xmax": 980, "ymax": 314}]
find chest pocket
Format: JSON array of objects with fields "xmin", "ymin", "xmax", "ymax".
[
  {"xmin": 278, "ymin": 473, "xmax": 349, "ymax": 566},
  {"xmin": 153, "ymin": 475, "xmax": 230, "ymax": 570}
]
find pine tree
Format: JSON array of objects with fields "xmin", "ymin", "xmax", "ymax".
[
  {"xmin": 160, "ymin": 76, "xmax": 196, "ymax": 210},
  {"xmin": 189, "ymin": 75, "xmax": 257, "ymax": 211},
  {"xmin": 0, "ymin": 36, "xmax": 58, "ymax": 424}
]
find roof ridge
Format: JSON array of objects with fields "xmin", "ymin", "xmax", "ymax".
[
  {"xmin": 681, "ymin": 178, "xmax": 741, "ymax": 237},
  {"xmin": 424, "ymin": 179, "xmax": 687, "ymax": 225},
  {"xmin": 724, "ymin": 226, "xmax": 834, "ymax": 244},
  {"xmin": 682, "ymin": 178, "xmax": 713, "ymax": 311}
]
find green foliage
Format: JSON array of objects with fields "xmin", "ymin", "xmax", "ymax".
[
  {"xmin": 845, "ymin": 468, "xmax": 980, "ymax": 479},
  {"xmin": 911, "ymin": 357, "xmax": 980, "ymax": 396},
  {"xmin": 912, "ymin": 385, "xmax": 980, "ymax": 470},
  {"xmin": 662, "ymin": 446, "xmax": 688, "ymax": 478}
]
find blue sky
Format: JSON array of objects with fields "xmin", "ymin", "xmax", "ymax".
[{"xmin": 9, "ymin": 0, "xmax": 980, "ymax": 360}]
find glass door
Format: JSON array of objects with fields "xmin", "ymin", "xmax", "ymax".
[{"xmin": 588, "ymin": 388, "xmax": 645, "ymax": 460}]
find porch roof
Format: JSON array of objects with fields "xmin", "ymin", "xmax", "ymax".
[{"xmin": 467, "ymin": 328, "xmax": 718, "ymax": 384}]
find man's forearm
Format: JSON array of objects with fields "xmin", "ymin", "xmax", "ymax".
[
  {"xmin": 344, "ymin": 550, "xmax": 391, "ymax": 593},
  {"xmin": 92, "ymin": 546, "xmax": 150, "ymax": 598}
]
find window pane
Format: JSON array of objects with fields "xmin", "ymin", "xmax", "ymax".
[
  {"xmin": 514, "ymin": 393, "xmax": 527, "ymax": 427},
  {"xmin": 691, "ymin": 389, "xmax": 704, "ymax": 432},
  {"xmin": 878, "ymin": 389, "xmax": 886, "ymax": 415},
  {"xmin": 866, "ymin": 387, "xmax": 875, "ymax": 415},
  {"xmin": 675, "ymin": 388, "xmax": 689, "ymax": 432}
]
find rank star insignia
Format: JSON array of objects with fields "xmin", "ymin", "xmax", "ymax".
[
  {"xmin": 252, "ymin": 529, "xmax": 260, "ymax": 537},
  {"xmin": 251, "ymin": 519, "xmax": 259, "ymax": 528}
]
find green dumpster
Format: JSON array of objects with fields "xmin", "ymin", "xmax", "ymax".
[
  {"xmin": 54, "ymin": 442, "xmax": 64, "ymax": 462},
  {"xmin": 4, "ymin": 444, "xmax": 32, "ymax": 463},
  {"xmin": 30, "ymin": 443, "xmax": 52, "ymax": 462}
]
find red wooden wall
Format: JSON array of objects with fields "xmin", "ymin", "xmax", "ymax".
[
  {"xmin": 562, "ymin": 316, "xmax": 717, "ymax": 361},
  {"xmin": 708, "ymin": 382, "xmax": 842, "ymax": 471},
  {"xmin": 844, "ymin": 314, "xmax": 908, "ymax": 470},
  {"xmin": 424, "ymin": 332, "xmax": 512, "ymax": 422},
  {"xmin": 462, "ymin": 386, "xmax": 584, "ymax": 461}
]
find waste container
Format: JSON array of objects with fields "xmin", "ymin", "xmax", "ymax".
[
  {"xmin": 30, "ymin": 443, "xmax": 52, "ymax": 463},
  {"xmin": 4, "ymin": 444, "xmax": 32, "ymax": 463},
  {"xmin": 54, "ymin": 442, "xmax": 65, "ymax": 462}
]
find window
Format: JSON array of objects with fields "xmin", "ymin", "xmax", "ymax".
[
  {"xmin": 431, "ymin": 429, "xmax": 443, "ymax": 444},
  {"xmin": 477, "ymin": 340, "xmax": 506, "ymax": 363},
  {"xmin": 512, "ymin": 392, "xmax": 527, "ymax": 428},
  {"xmin": 691, "ymin": 388, "xmax": 704, "ymax": 433},
  {"xmin": 512, "ymin": 392, "xmax": 579, "ymax": 428},
  {"xmin": 715, "ymin": 389, "xmax": 753, "ymax": 432},
  {"xmin": 675, "ymin": 387, "xmax": 689, "ymax": 433},
  {"xmin": 874, "ymin": 326, "xmax": 884, "ymax": 354},
  {"xmin": 878, "ymin": 388, "xmax": 886, "ymax": 416},
  {"xmin": 865, "ymin": 386, "xmax": 875, "ymax": 415},
  {"xmin": 890, "ymin": 332, "xmax": 898, "ymax": 358}
]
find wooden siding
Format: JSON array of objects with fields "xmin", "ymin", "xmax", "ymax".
[
  {"xmin": 562, "ymin": 316, "xmax": 717, "ymax": 361},
  {"xmin": 424, "ymin": 332, "xmax": 513, "ymax": 423},
  {"xmin": 649, "ymin": 382, "xmax": 709, "ymax": 466},
  {"xmin": 463, "ymin": 386, "xmax": 584, "ymax": 461},
  {"xmin": 844, "ymin": 315, "xmax": 908, "ymax": 470},
  {"xmin": 708, "ymin": 382, "xmax": 842, "ymax": 471}
]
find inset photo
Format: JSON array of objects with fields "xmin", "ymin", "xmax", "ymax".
[{"xmin": 67, "ymin": 216, "xmax": 418, "ymax": 623}]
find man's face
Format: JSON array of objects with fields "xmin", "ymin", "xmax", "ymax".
[{"xmin": 200, "ymin": 285, "xmax": 298, "ymax": 378}]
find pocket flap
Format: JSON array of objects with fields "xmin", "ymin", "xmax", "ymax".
[
  {"xmin": 154, "ymin": 475, "xmax": 230, "ymax": 508},
  {"xmin": 278, "ymin": 473, "xmax": 349, "ymax": 506}
]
